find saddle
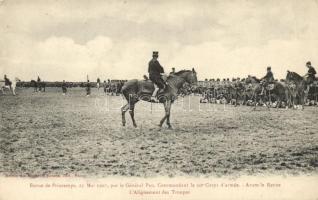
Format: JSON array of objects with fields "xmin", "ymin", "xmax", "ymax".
[{"xmin": 140, "ymin": 74, "xmax": 167, "ymax": 96}]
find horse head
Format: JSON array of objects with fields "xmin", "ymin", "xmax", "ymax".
[
  {"xmin": 245, "ymin": 75, "xmax": 259, "ymax": 84},
  {"xmin": 286, "ymin": 71, "xmax": 303, "ymax": 82},
  {"xmin": 187, "ymin": 68, "xmax": 198, "ymax": 85},
  {"xmin": 172, "ymin": 68, "xmax": 198, "ymax": 86}
]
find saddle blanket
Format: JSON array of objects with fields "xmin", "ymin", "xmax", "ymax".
[{"xmin": 266, "ymin": 84, "xmax": 275, "ymax": 90}]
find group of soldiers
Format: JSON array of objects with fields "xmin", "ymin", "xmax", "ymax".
[
  {"xmin": 259, "ymin": 61, "xmax": 316, "ymax": 92},
  {"xmin": 49, "ymin": 51, "xmax": 318, "ymax": 105},
  {"xmin": 61, "ymin": 78, "xmax": 125, "ymax": 96},
  {"xmin": 195, "ymin": 61, "xmax": 317, "ymax": 106},
  {"xmin": 2, "ymin": 51, "xmax": 317, "ymax": 105},
  {"xmin": 147, "ymin": 51, "xmax": 317, "ymax": 105}
]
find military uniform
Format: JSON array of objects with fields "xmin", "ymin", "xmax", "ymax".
[
  {"xmin": 260, "ymin": 67, "xmax": 274, "ymax": 95},
  {"xmin": 62, "ymin": 81, "xmax": 67, "ymax": 94},
  {"xmin": 261, "ymin": 70, "xmax": 274, "ymax": 82},
  {"xmin": 148, "ymin": 53, "xmax": 165, "ymax": 89},
  {"xmin": 86, "ymin": 80, "xmax": 91, "ymax": 95},
  {"xmin": 307, "ymin": 66, "xmax": 316, "ymax": 84},
  {"xmin": 4, "ymin": 75, "xmax": 11, "ymax": 86}
]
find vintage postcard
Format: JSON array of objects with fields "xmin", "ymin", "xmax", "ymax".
[{"xmin": 0, "ymin": 0, "xmax": 317, "ymax": 199}]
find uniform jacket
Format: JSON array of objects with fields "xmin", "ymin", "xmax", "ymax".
[
  {"xmin": 148, "ymin": 59, "xmax": 164, "ymax": 76},
  {"xmin": 262, "ymin": 71, "xmax": 274, "ymax": 82},
  {"xmin": 308, "ymin": 66, "xmax": 317, "ymax": 77}
]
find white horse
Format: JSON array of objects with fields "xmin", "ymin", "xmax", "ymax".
[{"xmin": 0, "ymin": 77, "xmax": 20, "ymax": 95}]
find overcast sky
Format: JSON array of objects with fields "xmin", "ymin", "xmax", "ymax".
[{"xmin": 0, "ymin": 0, "xmax": 318, "ymax": 81}]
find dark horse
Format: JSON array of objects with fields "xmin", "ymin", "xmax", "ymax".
[
  {"xmin": 30, "ymin": 80, "xmax": 38, "ymax": 92},
  {"xmin": 286, "ymin": 71, "xmax": 307, "ymax": 109},
  {"xmin": 244, "ymin": 76, "xmax": 270, "ymax": 110},
  {"xmin": 30, "ymin": 80, "xmax": 46, "ymax": 92},
  {"xmin": 121, "ymin": 69, "xmax": 197, "ymax": 128},
  {"xmin": 244, "ymin": 76, "xmax": 287, "ymax": 109}
]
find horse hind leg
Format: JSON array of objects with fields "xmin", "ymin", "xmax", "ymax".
[
  {"xmin": 252, "ymin": 94, "xmax": 257, "ymax": 111},
  {"xmin": 121, "ymin": 103, "xmax": 129, "ymax": 126},
  {"xmin": 265, "ymin": 99, "xmax": 271, "ymax": 110}
]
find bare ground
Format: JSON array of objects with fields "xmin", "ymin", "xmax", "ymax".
[{"xmin": 0, "ymin": 87, "xmax": 317, "ymax": 177}]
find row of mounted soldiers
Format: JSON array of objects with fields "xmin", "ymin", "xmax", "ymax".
[{"xmin": 195, "ymin": 62, "xmax": 317, "ymax": 107}]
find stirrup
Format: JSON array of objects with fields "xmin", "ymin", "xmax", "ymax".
[{"xmin": 150, "ymin": 96, "xmax": 159, "ymax": 103}]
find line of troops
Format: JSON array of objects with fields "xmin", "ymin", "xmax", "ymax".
[
  {"xmin": 61, "ymin": 78, "xmax": 126, "ymax": 96},
  {"xmin": 196, "ymin": 62, "xmax": 317, "ymax": 106},
  {"xmin": 2, "ymin": 58, "xmax": 317, "ymax": 104}
]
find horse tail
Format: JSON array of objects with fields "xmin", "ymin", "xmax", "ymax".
[
  {"xmin": 121, "ymin": 84, "xmax": 129, "ymax": 101},
  {"xmin": 121, "ymin": 82, "xmax": 132, "ymax": 101}
]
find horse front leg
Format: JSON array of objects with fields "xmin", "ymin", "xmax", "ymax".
[
  {"xmin": 276, "ymin": 96, "xmax": 281, "ymax": 109},
  {"xmin": 159, "ymin": 100, "xmax": 171, "ymax": 128},
  {"xmin": 12, "ymin": 87, "xmax": 16, "ymax": 96},
  {"xmin": 129, "ymin": 103, "xmax": 137, "ymax": 128},
  {"xmin": 301, "ymin": 93, "xmax": 305, "ymax": 110},
  {"xmin": 265, "ymin": 92, "xmax": 270, "ymax": 110},
  {"xmin": 165, "ymin": 101, "xmax": 172, "ymax": 129},
  {"xmin": 292, "ymin": 94, "xmax": 296, "ymax": 109}
]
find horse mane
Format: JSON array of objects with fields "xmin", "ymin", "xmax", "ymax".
[
  {"xmin": 286, "ymin": 71, "xmax": 303, "ymax": 81},
  {"xmin": 252, "ymin": 76, "xmax": 260, "ymax": 82},
  {"xmin": 247, "ymin": 75, "xmax": 260, "ymax": 83},
  {"xmin": 174, "ymin": 70, "xmax": 192, "ymax": 76}
]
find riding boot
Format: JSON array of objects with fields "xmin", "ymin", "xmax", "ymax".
[{"xmin": 151, "ymin": 87, "xmax": 159, "ymax": 102}]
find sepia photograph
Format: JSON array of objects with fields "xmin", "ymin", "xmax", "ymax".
[{"xmin": 0, "ymin": 0, "xmax": 317, "ymax": 199}]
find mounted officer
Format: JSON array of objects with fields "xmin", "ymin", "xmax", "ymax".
[
  {"xmin": 260, "ymin": 66, "xmax": 274, "ymax": 95},
  {"xmin": 304, "ymin": 61, "xmax": 317, "ymax": 91},
  {"xmin": 305, "ymin": 61, "xmax": 316, "ymax": 83},
  {"xmin": 4, "ymin": 74, "xmax": 11, "ymax": 86},
  {"xmin": 148, "ymin": 51, "xmax": 166, "ymax": 101},
  {"xmin": 62, "ymin": 80, "xmax": 67, "ymax": 95},
  {"xmin": 170, "ymin": 67, "xmax": 176, "ymax": 75}
]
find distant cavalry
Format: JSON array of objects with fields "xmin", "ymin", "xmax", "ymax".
[{"xmin": 0, "ymin": 75, "xmax": 20, "ymax": 95}]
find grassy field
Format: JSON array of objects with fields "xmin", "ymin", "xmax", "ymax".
[{"xmin": 0, "ymin": 87, "xmax": 317, "ymax": 177}]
